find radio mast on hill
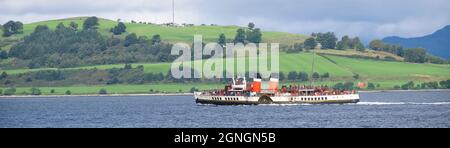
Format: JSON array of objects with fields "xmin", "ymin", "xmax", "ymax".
[{"xmin": 172, "ymin": 0, "xmax": 175, "ymax": 25}]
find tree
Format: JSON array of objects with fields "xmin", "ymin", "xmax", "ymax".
[
  {"xmin": 69, "ymin": 22, "xmax": 78, "ymax": 30},
  {"xmin": 0, "ymin": 72, "xmax": 8, "ymax": 79},
  {"xmin": 218, "ymin": 33, "xmax": 226, "ymax": 47},
  {"xmin": 367, "ymin": 83, "xmax": 376, "ymax": 89},
  {"xmin": 56, "ymin": 22, "xmax": 65, "ymax": 30},
  {"xmin": 298, "ymin": 72, "xmax": 309, "ymax": 82},
  {"xmin": 99, "ymin": 89, "xmax": 107, "ymax": 94},
  {"xmin": 124, "ymin": 63, "xmax": 132, "ymax": 69},
  {"xmin": 83, "ymin": 17, "xmax": 99, "ymax": 30},
  {"xmin": 353, "ymin": 74, "xmax": 360, "ymax": 80},
  {"xmin": 287, "ymin": 43, "xmax": 303, "ymax": 53},
  {"xmin": 34, "ymin": 25, "xmax": 49, "ymax": 33},
  {"xmin": 336, "ymin": 41, "xmax": 345, "ymax": 50},
  {"xmin": 369, "ymin": 40, "xmax": 384, "ymax": 51},
  {"xmin": 336, "ymin": 36, "xmax": 351, "ymax": 50},
  {"xmin": 151, "ymin": 34, "xmax": 161, "ymax": 45},
  {"xmin": 3, "ymin": 88, "xmax": 16, "ymax": 96},
  {"xmin": 401, "ymin": 81, "xmax": 415, "ymax": 90},
  {"xmin": 190, "ymin": 87, "xmax": 199, "ymax": 93},
  {"xmin": 287, "ymin": 71, "xmax": 298, "ymax": 81},
  {"xmin": 316, "ymin": 32, "xmax": 337, "ymax": 49},
  {"xmin": 30, "ymin": 88, "xmax": 42, "ymax": 95},
  {"xmin": 0, "ymin": 50, "xmax": 8, "ymax": 59},
  {"xmin": 124, "ymin": 33, "xmax": 138, "ymax": 47},
  {"xmin": 234, "ymin": 28, "xmax": 246, "ymax": 44},
  {"xmin": 355, "ymin": 42, "xmax": 365, "ymax": 52},
  {"xmin": 248, "ymin": 22, "xmax": 255, "ymax": 30},
  {"xmin": 440, "ymin": 79, "xmax": 450, "ymax": 89},
  {"xmin": 247, "ymin": 28, "xmax": 262, "ymax": 43},
  {"xmin": 111, "ymin": 22, "xmax": 126, "ymax": 35},
  {"xmin": 338, "ymin": 36, "xmax": 365, "ymax": 51},
  {"xmin": 352, "ymin": 37, "xmax": 362, "ymax": 49},
  {"xmin": 312, "ymin": 72, "xmax": 320, "ymax": 80},
  {"xmin": 279, "ymin": 72, "xmax": 285, "ymax": 81},
  {"xmin": 321, "ymin": 72, "xmax": 330, "ymax": 79},
  {"xmin": 404, "ymin": 48, "xmax": 427, "ymax": 63},
  {"xmin": 303, "ymin": 37, "xmax": 317, "ymax": 49},
  {"xmin": 2, "ymin": 20, "xmax": 23, "ymax": 37}
]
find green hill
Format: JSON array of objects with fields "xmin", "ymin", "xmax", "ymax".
[{"xmin": 0, "ymin": 17, "xmax": 308, "ymax": 46}]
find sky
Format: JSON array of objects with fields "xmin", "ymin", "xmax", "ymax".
[{"xmin": 1, "ymin": 0, "xmax": 450, "ymax": 42}]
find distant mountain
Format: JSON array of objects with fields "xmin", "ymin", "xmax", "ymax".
[{"xmin": 383, "ymin": 25, "xmax": 450, "ymax": 59}]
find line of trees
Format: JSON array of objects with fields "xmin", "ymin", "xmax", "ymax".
[
  {"xmin": 279, "ymin": 71, "xmax": 330, "ymax": 82},
  {"xmin": 311, "ymin": 32, "xmax": 338, "ymax": 49},
  {"xmin": 369, "ymin": 40, "xmax": 447, "ymax": 64},
  {"xmin": 5, "ymin": 17, "xmax": 176, "ymax": 69},
  {"xmin": 0, "ymin": 64, "xmax": 223, "ymax": 87},
  {"xmin": 336, "ymin": 36, "xmax": 365, "ymax": 51},
  {"xmin": 394, "ymin": 80, "xmax": 450, "ymax": 90},
  {"xmin": 233, "ymin": 22, "xmax": 262, "ymax": 44},
  {"xmin": 286, "ymin": 33, "xmax": 365, "ymax": 53},
  {"xmin": 369, "ymin": 40, "xmax": 404, "ymax": 57}
]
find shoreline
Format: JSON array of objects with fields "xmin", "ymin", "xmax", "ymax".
[
  {"xmin": 0, "ymin": 93, "xmax": 193, "ymax": 98},
  {"xmin": 0, "ymin": 89, "xmax": 449, "ymax": 98}
]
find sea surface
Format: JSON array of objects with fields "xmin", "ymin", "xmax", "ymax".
[{"xmin": 1, "ymin": 91, "xmax": 449, "ymax": 128}]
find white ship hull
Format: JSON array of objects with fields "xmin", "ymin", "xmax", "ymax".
[{"xmin": 194, "ymin": 92, "xmax": 360, "ymax": 105}]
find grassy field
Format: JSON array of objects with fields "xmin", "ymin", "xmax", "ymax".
[
  {"xmin": 1, "ymin": 51, "xmax": 449, "ymax": 94},
  {"xmin": 2, "ymin": 51, "xmax": 449, "ymax": 81},
  {"xmin": 1, "ymin": 83, "xmax": 226, "ymax": 95},
  {"xmin": 326, "ymin": 55, "xmax": 450, "ymax": 82},
  {"xmin": 315, "ymin": 49, "xmax": 405, "ymax": 61}
]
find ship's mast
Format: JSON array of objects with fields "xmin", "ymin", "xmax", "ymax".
[{"xmin": 310, "ymin": 48, "xmax": 315, "ymax": 87}]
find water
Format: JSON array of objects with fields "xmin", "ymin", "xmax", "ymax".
[{"xmin": 1, "ymin": 91, "xmax": 449, "ymax": 128}]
